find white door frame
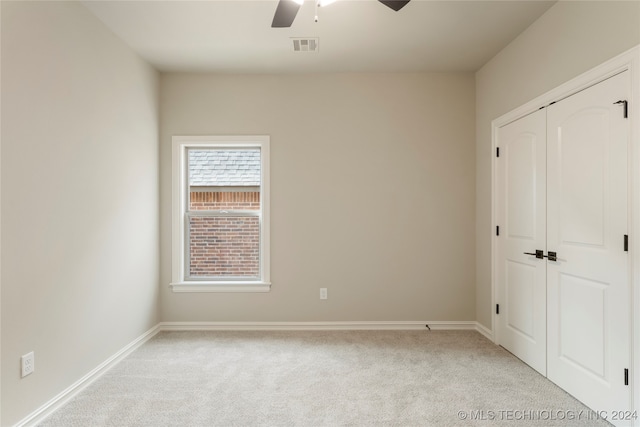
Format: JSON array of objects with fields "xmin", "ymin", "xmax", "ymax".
[{"xmin": 491, "ymin": 45, "xmax": 640, "ymax": 420}]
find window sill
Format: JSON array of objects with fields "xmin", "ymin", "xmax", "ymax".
[{"xmin": 170, "ymin": 282, "xmax": 271, "ymax": 293}]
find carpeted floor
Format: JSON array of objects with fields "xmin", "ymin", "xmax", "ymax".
[{"xmin": 39, "ymin": 330, "xmax": 611, "ymax": 426}]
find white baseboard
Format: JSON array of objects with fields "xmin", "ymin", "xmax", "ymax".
[
  {"xmin": 16, "ymin": 320, "xmax": 493, "ymax": 426},
  {"xmin": 474, "ymin": 322, "xmax": 493, "ymax": 341},
  {"xmin": 15, "ymin": 325, "xmax": 161, "ymax": 427},
  {"xmin": 158, "ymin": 320, "xmax": 481, "ymax": 331}
]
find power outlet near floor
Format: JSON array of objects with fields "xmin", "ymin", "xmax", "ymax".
[
  {"xmin": 320, "ymin": 288, "xmax": 328, "ymax": 300},
  {"xmin": 21, "ymin": 352, "xmax": 35, "ymax": 378}
]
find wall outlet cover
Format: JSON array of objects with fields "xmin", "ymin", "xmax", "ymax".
[{"xmin": 21, "ymin": 352, "xmax": 35, "ymax": 377}]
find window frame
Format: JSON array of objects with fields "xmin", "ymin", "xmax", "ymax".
[{"xmin": 171, "ymin": 136, "xmax": 270, "ymax": 293}]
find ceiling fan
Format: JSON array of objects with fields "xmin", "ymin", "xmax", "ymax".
[{"xmin": 271, "ymin": 0, "xmax": 411, "ymax": 28}]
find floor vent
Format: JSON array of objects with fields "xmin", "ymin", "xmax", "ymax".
[{"xmin": 292, "ymin": 38, "xmax": 319, "ymax": 53}]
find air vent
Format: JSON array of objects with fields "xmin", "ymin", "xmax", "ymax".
[{"xmin": 291, "ymin": 38, "xmax": 319, "ymax": 53}]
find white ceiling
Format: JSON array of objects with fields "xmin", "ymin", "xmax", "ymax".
[{"xmin": 81, "ymin": 0, "xmax": 555, "ymax": 73}]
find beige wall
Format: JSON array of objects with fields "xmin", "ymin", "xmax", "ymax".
[
  {"xmin": 10, "ymin": 0, "xmax": 638, "ymax": 422},
  {"xmin": 160, "ymin": 73, "xmax": 476, "ymax": 322},
  {"xmin": 1, "ymin": 2, "xmax": 160, "ymax": 425},
  {"xmin": 475, "ymin": 1, "xmax": 640, "ymax": 329}
]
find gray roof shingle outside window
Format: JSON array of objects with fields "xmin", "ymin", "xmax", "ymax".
[{"xmin": 188, "ymin": 149, "xmax": 261, "ymax": 186}]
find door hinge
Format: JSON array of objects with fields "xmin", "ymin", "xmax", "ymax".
[
  {"xmin": 496, "ymin": 147, "xmax": 500, "ymax": 157},
  {"xmin": 624, "ymin": 235, "xmax": 628, "ymax": 252},
  {"xmin": 496, "ymin": 226, "xmax": 500, "ymax": 236},
  {"xmin": 496, "ymin": 304, "xmax": 500, "ymax": 315},
  {"xmin": 614, "ymin": 100, "xmax": 628, "ymax": 119},
  {"xmin": 624, "ymin": 368, "xmax": 629, "ymax": 386}
]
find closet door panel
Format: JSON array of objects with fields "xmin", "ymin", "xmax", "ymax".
[
  {"xmin": 546, "ymin": 71, "xmax": 630, "ymax": 417},
  {"xmin": 496, "ymin": 109, "xmax": 547, "ymax": 376}
]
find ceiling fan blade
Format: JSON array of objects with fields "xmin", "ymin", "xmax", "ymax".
[
  {"xmin": 271, "ymin": 0, "xmax": 302, "ymax": 28},
  {"xmin": 378, "ymin": 0, "xmax": 410, "ymax": 12}
]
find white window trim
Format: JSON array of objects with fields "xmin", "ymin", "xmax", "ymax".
[{"xmin": 170, "ymin": 135, "xmax": 271, "ymax": 293}]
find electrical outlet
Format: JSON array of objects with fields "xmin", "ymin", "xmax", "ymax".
[
  {"xmin": 320, "ymin": 288, "xmax": 328, "ymax": 300},
  {"xmin": 21, "ymin": 352, "xmax": 35, "ymax": 378}
]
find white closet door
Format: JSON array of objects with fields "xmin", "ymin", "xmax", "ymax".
[
  {"xmin": 546, "ymin": 71, "xmax": 630, "ymax": 417},
  {"xmin": 496, "ymin": 109, "xmax": 547, "ymax": 375}
]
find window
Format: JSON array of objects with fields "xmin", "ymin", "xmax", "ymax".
[{"xmin": 171, "ymin": 136, "xmax": 270, "ymax": 292}]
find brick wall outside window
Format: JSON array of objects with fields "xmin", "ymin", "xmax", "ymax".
[
  {"xmin": 189, "ymin": 191, "xmax": 260, "ymax": 277},
  {"xmin": 190, "ymin": 191, "xmax": 260, "ymax": 211}
]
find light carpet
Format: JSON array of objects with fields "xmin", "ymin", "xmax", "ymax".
[{"xmin": 39, "ymin": 330, "xmax": 611, "ymax": 426}]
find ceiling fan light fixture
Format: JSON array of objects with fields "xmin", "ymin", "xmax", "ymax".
[{"xmin": 272, "ymin": 0, "xmax": 409, "ymax": 28}]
